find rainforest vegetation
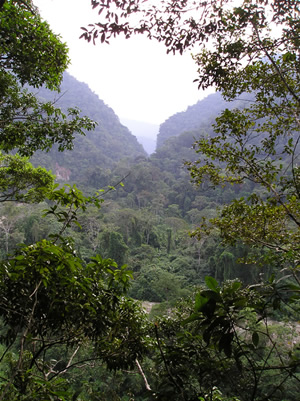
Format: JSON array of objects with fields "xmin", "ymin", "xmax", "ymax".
[{"xmin": 0, "ymin": 0, "xmax": 299, "ymax": 400}]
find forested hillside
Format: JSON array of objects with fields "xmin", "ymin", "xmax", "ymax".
[
  {"xmin": 157, "ymin": 93, "xmax": 223, "ymax": 148},
  {"xmin": 31, "ymin": 71, "xmax": 146, "ymax": 182},
  {"xmin": 21, "ymin": 74, "xmax": 264, "ymax": 296},
  {"xmin": 2, "ymin": 69, "xmax": 292, "ymax": 305}
]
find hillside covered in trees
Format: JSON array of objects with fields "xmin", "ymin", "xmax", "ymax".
[
  {"xmin": 0, "ymin": 1, "xmax": 299, "ymax": 401},
  {"xmin": 31, "ymin": 71, "xmax": 146, "ymax": 183}
]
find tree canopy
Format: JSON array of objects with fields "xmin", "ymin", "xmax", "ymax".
[
  {"xmin": 0, "ymin": 0, "xmax": 68, "ymax": 89},
  {"xmin": 0, "ymin": 0, "xmax": 95, "ymax": 199},
  {"xmin": 79, "ymin": 0, "xmax": 300, "ymax": 399}
]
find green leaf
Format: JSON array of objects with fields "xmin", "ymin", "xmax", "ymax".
[
  {"xmin": 194, "ymin": 292, "xmax": 209, "ymax": 312},
  {"xmin": 205, "ymin": 276, "xmax": 219, "ymax": 293},
  {"xmin": 181, "ymin": 312, "xmax": 202, "ymax": 325},
  {"xmin": 231, "ymin": 281, "xmax": 242, "ymax": 292}
]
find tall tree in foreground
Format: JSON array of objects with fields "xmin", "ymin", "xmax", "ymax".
[
  {"xmin": 0, "ymin": 0, "xmax": 96, "ymax": 198},
  {"xmin": 82, "ymin": 1, "xmax": 300, "ymax": 399},
  {"xmin": 0, "ymin": 1, "xmax": 148, "ymax": 400}
]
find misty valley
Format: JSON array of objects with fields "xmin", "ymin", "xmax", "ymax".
[{"xmin": 4, "ymin": 73, "xmax": 263, "ymax": 305}]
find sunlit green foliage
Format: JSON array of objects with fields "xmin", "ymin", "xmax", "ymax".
[{"xmin": 0, "ymin": 152, "xmax": 54, "ymax": 203}]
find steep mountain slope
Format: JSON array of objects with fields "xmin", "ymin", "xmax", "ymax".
[
  {"xmin": 156, "ymin": 92, "xmax": 243, "ymax": 149},
  {"xmin": 31, "ymin": 72, "xmax": 146, "ymax": 181}
]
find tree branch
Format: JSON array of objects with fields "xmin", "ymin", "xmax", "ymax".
[{"xmin": 135, "ymin": 359, "xmax": 152, "ymax": 392}]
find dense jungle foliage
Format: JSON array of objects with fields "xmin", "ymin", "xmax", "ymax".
[{"xmin": 0, "ymin": 0, "xmax": 299, "ymax": 400}]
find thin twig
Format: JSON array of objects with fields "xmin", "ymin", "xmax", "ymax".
[{"xmin": 135, "ymin": 359, "xmax": 152, "ymax": 391}]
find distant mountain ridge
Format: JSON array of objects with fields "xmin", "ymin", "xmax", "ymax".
[
  {"xmin": 156, "ymin": 92, "xmax": 243, "ymax": 149},
  {"xmin": 31, "ymin": 72, "xmax": 146, "ymax": 182},
  {"xmin": 120, "ymin": 118, "xmax": 158, "ymax": 155}
]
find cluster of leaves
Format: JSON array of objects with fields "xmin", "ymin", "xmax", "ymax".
[
  {"xmin": 0, "ymin": 239, "xmax": 148, "ymax": 399},
  {"xmin": 0, "ymin": 2, "xmax": 150, "ymax": 400},
  {"xmin": 0, "ymin": 71, "xmax": 96, "ymax": 156},
  {"xmin": 146, "ymin": 277, "xmax": 300, "ymax": 401},
  {"xmin": 81, "ymin": 0, "xmax": 230, "ymax": 53},
  {"xmin": 0, "ymin": 152, "xmax": 54, "ymax": 203},
  {"xmin": 0, "ymin": 0, "xmax": 96, "ymax": 203},
  {"xmin": 0, "ymin": 178, "xmax": 151, "ymax": 400},
  {"xmin": 0, "ymin": 0, "xmax": 67, "ymax": 89}
]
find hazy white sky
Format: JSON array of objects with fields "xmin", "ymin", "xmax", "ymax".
[{"xmin": 34, "ymin": 0, "xmax": 213, "ymax": 125}]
